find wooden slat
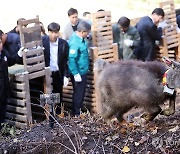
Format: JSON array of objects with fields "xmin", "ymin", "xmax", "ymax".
[
  {"xmin": 12, "ymin": 91, "xmax": 26, "ymax": 99},
  {"xmin": 98, "ymin": 53, "xmax": 114, "ymax": 59},
  {"xmin": 25, "ymin": 48, "xmax": 44, "ymax": 57},
  {"xmin": 11, "ymin": 83, "xmax": 25, "ymax": 90},
  {"xmin": 96, "ymin": 26, "xmax": 112, "ymax": 32},
  {"xmin": 5, "ymin": 119, "xmax": 27, "ymax": 128},
  {"xmin": 6, "ymin": 112, "xmax": 27, "ymax": 122},
  {"xmin": 8, "ymin": 98, "xmax": 26, "ymax": 107},
  {"xmin": 63, "ymin": 97, "xmax": 72, "ymax": 102},
  {"xmin": 26, "ymin": 62, "xmax": 45, "ymax": 73},
  {"xmin": 165, "ymin": 30, "xmax": 177, "ymax": 36},
  {"xmin": 7, "ymin": 105, "xmax": 27, "ymax": 114},
  {"xmin": 98, "ymin": 49, "xmax": 114, "ymax": 55},
  {"xmin": 96, "ymin": 31, "xmax": 112, "ymax": 37},
  {"xmin": 98, "ymin": 44, "xmax": 113, "ymax": 51},
  {"xmin": 97, "ymin": 40, "xmax": 113, "ymax": 46},
  {"xmin": 19, "ymin": 17, "xmax": 39, "ymax": 26},
  {"xmin": 28, "ymin": 69, "xmax": 46, "ymax": 79},
  {"xmin": 96, "ymin": 20, "xmax": 112, "ymax": 26},
  {"xmin": 93, "ymin": 11, "xmax": 111, "ymax": 18},
  {"xmin": 26, "ymin": 55, "xmax": 44, "ymax": 65},
  {"xmin": 24, "ymin": 40, "xmax": 42, "ymax": 49},
  {"xmin": 167, "ymin": 43, "xmax": 179, "ymax": 49},
  {"xmin": 13, "ymin": 73, "xmax": 27, "ymax": 82},
  {"xmin": 96, "ymin": 35, "xmax": 113, "ymax": 42},
  {"xmin": 167, "ymin": 39, "xmax": 179, "ymax": 45},
  {"xmin": 21, "ymin": 25, "xmax": 41, "ymax": 33}
]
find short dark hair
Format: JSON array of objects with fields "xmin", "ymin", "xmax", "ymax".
[
  {"xmin": 68, "ymin": 8, "xmax": 78, "ymax": 16},
  {"xmin": 0, "ymin": 30, "xmax": 4, "ymax": 39},
  {"xmin": 118, "ymin": 16, "xmax": 130, "ymax": 28},
  {"xmin": 97, "ymin": 9, "xmax": 105, "ymax": 12},
  {"xmin": 47, "ymin": 22, "xmax": 60, "ymax": 32},
  {"xmin": 152, "ymin": 8, "xmax": 165, "ymax": 17},
  {"xmin": 77, "ymin": 20, "xmax": 91, "ymax": 32},
  {"xmin": 83, "ymin": 12, "xmax": 90, "ymax": 17}
]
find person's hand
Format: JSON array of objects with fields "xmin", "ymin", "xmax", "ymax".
[
  {"xmin": 74, "ymin": 73, "xmax": 82, "ymax": 82},
  {"xmin": 124, "ymin": 39, "xmax": 133, "ymax": 47},
  {"xmin": 63, "ymin": 76, "xmax": 69, "ymax": 87},
  {"xmin": 17, "ymin": 47, "xmax": 25, "ymax": 57},
  {"xmin": 158, "ymin": 21, "xmax": 168, "ymax": 29}
]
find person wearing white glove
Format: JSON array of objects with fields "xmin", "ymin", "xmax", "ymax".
[
  {"xmin": 124, "ymin": 39, "xmax": 133, "ymax": 47},
  {"xmin": 42, "ymin": 22, "xmax": 69, "ymax": 114},
  {"xmin": 74, "ymin": 73, "xmax": 82, "ymax": 82},
  {"xmin": 17, "ymin": 47, "xmax": 25, "ymax": 57},
  {"xmin": 158, "ymin": 20, "xmax": 168, "ymax": 29},
  {"xmin": 63, "ymin": 76, "xmax": 69, "ymax": 87},
  {"xmin": 112, "ymin": 16, "xmax": 140, "ymax": 60},
  {"xmin": 68, "ymin": 20, "xmax": 91, "ymax": 116},
  {"xmin": 136, "ymin": 8, "xmax": 165, "ymax": 61}
]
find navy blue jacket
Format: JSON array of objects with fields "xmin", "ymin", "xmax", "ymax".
[
  {"xmin": 177, "ymin": 15, "xmax": 180, "ymax": 28},
  {"xmin": 136, "ymin": 16, "xmax": 162, "ymax": 45},
  {"xmin": 3, "ymin": 33, "xmax": 21, "ymax": 64},
  {"xmin": 42, "ymin": 35, "xmax": 69, "ymax": 78},
  {"xmin": 136, "ymin": 16, "xmax": 162, "ymax": 61}
]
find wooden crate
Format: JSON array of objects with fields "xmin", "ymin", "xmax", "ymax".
[
  {"xmin": 157, "ymin": 0, "xmax": 179, "ymax": 61},
  {"xmin": 6, "ymin": 16, "xmax": 52, "ymax": 128}
]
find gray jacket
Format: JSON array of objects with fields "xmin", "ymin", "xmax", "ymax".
[{"xmin": 62, "ymin": 19, "xmax": 82, "ymax": 41}]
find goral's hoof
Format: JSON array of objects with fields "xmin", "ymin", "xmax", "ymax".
[{"xmin": 141, "ymin": 113, "xmax": 154, "ymax": 122}]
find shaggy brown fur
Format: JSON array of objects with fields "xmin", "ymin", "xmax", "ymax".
[{"xmin": 95, "ymin": 59, "xmax": 180, "ymax": 122}]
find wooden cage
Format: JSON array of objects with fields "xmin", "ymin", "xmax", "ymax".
[
  {"xmin": 6, "ymin": 16, "xmax": 52, "ymax": 128},
  {"xmin": 157, "ymin": 0, "xmax": 180, "ymax": 61}
]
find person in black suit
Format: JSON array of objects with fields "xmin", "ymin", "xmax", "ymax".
[
  {"xmin": 0, "ymin": 33, "xmax": 11, "ymax": 128},
  {"xmin": 42, "ymin": 22, "xmax": 69, "ymax": 113},
  {"xmin": 136, "ymin": 8, "xmax": 165, "ymax": 61}
]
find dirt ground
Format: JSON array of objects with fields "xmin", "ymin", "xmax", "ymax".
[{"xmin": 0, "ymin": 100, "xmax": 179, "ymax": 154}]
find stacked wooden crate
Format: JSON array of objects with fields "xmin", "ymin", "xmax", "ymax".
[
  {"xmin": 62, "ymin": 11, "xmax": 118, "ymax": 113},
  {"xmin": 6, "ymin": 16, "xmax": 52, "ymax": 128},
  {"xmin": 90, "ymin": 11, "xmax": 118, "ymax": 62},
  {"xmin": 157, "ymin": 0, "xmax": 180, "ymax": 60}
]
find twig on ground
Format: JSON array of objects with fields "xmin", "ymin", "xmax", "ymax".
[{"xmin": 31, "ymin": 103, "xmax": 78, "ymax": 154}]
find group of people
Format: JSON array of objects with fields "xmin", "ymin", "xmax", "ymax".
[
  {"xmin": 113, "ymin": 8, "xmax": 180, "ymax": 61},
  {"xmin": 0, "ymin": 7, "xmax": 91, "ymax": 128},
  {"xmin": 0, "ymin": 7, "xmax": 180, "ymax": 128}
]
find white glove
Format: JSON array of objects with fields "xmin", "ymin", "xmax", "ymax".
[
  {"xmin": 63, "ymin": 76, "xmax": 69, "ymax": 87},
  {"xmin": 124, "ymin": 39, "xmax": 133, "ymax": 47},
  {"xmin": 158, "ymin": 20, "xmax": 168, "ymax": 29},
  {"xmin": 17, "ymin": 47, "xmax": 25, "ymax": 57},
  {"xmin": 74, "ymin": 73, "xmax": 82, "ymax": 82}
]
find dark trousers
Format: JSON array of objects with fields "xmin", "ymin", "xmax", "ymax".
[
  {"xmin": 70, "ymin": 74, "xmax": 87, "ymax": 116},
  {"xmin": 0, "ymin": 99, "xmax": 7, "ymax": 127},
  {"xmin": 52, "ymin": 71, "xmax": 63, "ymax": 113},
  {"xmin": 142, "ymin": 41, "xmax": 155, "ymax": 61}
]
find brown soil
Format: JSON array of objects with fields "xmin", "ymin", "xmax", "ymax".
[{"xmin": 0, "ymin": 106, "xmax": 179, "ymax": 154}]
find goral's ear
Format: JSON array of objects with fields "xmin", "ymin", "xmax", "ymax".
[{"xmin": 94, "ymin": 58, "xmax": 109, "ymax": 72}]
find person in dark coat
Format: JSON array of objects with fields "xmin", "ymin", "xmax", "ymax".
[
  {"xmin": 176, "ymin": 14, "xmax": 180, "ymax": 28},
  {"xmin": 42, "ymin": 22, "xmax": 69, "ymax": 113},
  {"xmin": 136, "ymin": 8, "xmax": 165, "ymax": 61},
  {"xmin": 0, "ymin": 30, "xmax": 22, "ymax": 65},
  {"xmin": 0, "ymin": 34, "xmax": 11, "ymax": 128}
]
